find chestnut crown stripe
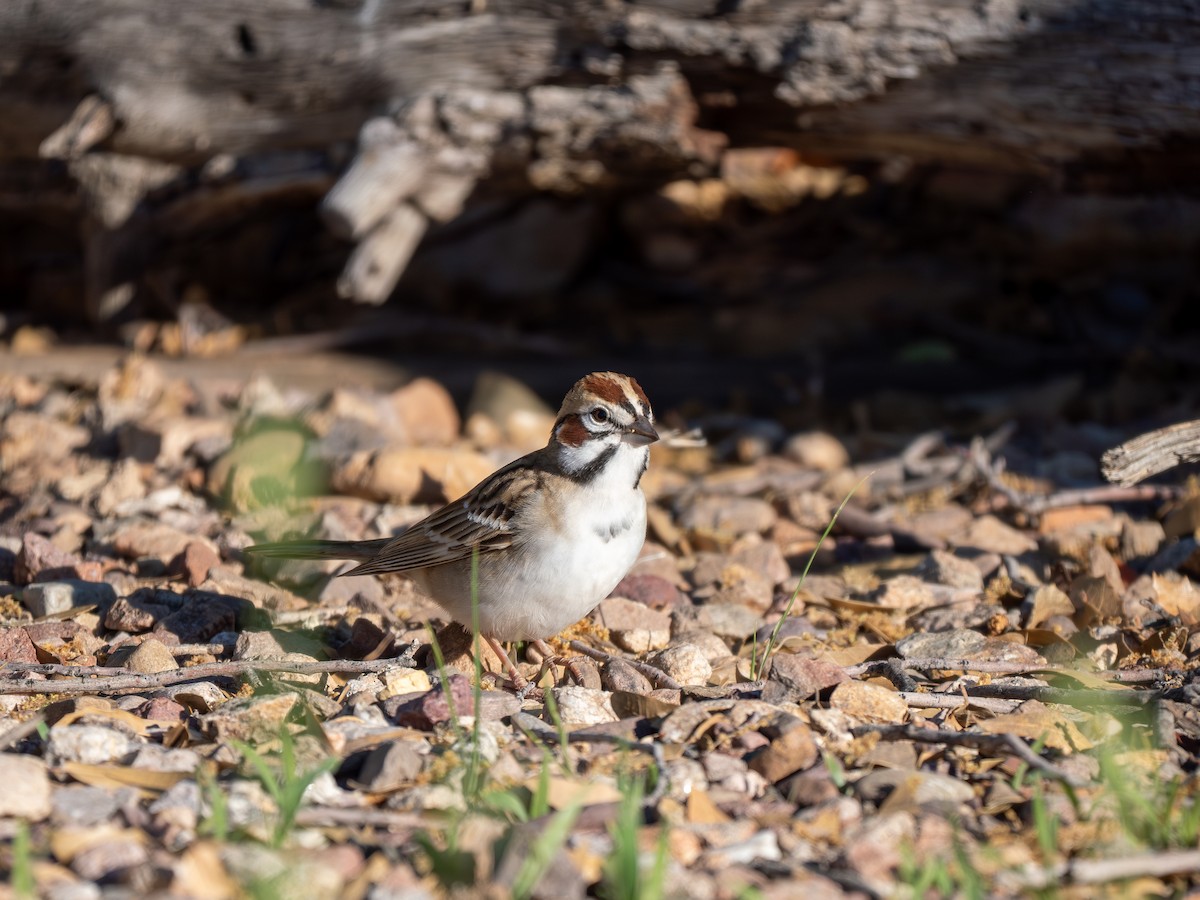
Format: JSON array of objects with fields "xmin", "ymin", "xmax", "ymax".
[{"xmin": 573, "ymin": 372, "xmax": 652, "ymax": 419}]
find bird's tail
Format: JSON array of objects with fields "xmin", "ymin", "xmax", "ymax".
[{"xmin": 244, "ymin": 538, "xmax": 392, "ymax": 561}]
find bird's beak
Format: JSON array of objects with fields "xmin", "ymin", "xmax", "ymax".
[{"xmin": 623, "ymin": 416, "xmax": 659, "ymax": 446}]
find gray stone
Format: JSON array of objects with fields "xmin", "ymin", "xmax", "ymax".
[
  {"xmin": 550, "ymin": 687, "xmax": 618, "ymax": 727},
  {"xmin": 647, "ymin": 644, "xmax": 712, "ymax": 686},
  {"xmin": 21, "ymin": 580, "xmax": 116, "ymax": 618},
  {"xmin": 126, "ymin": 637, "xmax": 178, "ymax": 674},
  {"xmin": 0, "ymin": 753, "xmax": 52, "ymax": 820},
  {"xmin": 916, "ymin": 550, "xmax": 984, "ymax": 591},
  {"xmin": 354, "ymin": 741, "xmax": 425, "ymax": 793},
  {"xmin": 896, "ymin": 628, "xmax": 986, "ymax": 659},
  {"xmin": 45, "ymin": 725, "xmax": 139, "ymax": 766}
]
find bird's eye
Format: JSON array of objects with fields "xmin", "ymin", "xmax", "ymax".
[{"xmin": 589, "ymin": 407, "xmax": 609, "ymax": 424}]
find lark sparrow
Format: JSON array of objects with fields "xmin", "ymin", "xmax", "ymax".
[{"xmin": 248, "ymin": 372, "xmax": 658, "ymax": 687}]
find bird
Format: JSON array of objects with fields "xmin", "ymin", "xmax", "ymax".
[{"xmin": 247, "ymin": 371, "xmax": 658, "ymax": 691}]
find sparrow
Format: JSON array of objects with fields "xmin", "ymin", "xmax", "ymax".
[{"xmin": 247, "ymin": 371, "xmax": 658, "ymax": 689}]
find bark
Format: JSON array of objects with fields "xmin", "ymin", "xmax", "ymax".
[{"xmin": 1, "ymin": 0, "xmax": 1197, "ymax": 314}]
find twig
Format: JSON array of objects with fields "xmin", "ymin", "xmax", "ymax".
[
  {"xmin": 970, "ymin": 438, "xmax": 1181, "ymax": 514},
  {"xmin": 0, "ymin": 713, "xmax": 46, "ymax": 751},
  {"xmin": 293, "ymin": 807, "xmax": 428, "ymax": 830},
  {"xmin": 964, "ymin": 683, "xmax": 1158, "ymax": 706},
  {"xmin": 567, "ymin": 641, "xmax": 681, "ymax": 690},
  {"xmin": 852, "ymin": 723, "xmax": 1086, "ymax": 787},
  {"xmin": 1012, "ymin": 849, "xmax": 1200, "ymax": 889},
  {"xmin": 846, "ymin": 657, "xmax": 1171, "ymax": 685},
  {"xmin": 898, "ymin": 692, "xmax": 1019, "ymax": 715},
  {"xmin": 877, "ymin": 659, "xmax": 918, "ymax": 692},
  {"xmin": 1101, "ymin": 419, "xmax": 1200, "ymax": 486},
  {"xmin": 0, "ymin": 654, "xmax": 418, "ymax": 696}
]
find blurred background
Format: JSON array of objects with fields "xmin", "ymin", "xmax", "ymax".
[{"xmin": 1, "ymin": 0, "xmax": 1197, "ymax": 437}]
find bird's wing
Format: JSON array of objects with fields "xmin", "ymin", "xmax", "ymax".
[{"xmin": 343, "ymin": 458, "xmax": 544, "ymax": 577}]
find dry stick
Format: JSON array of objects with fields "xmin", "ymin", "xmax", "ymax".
[
  {"xmin": 853, "ymin": 723, "xmax": 1086, "ymax": 788},
  {"xmin": 964, "ymin": 683, "xmax": 1159, "ymax": 706},
  {"xmin": 0, "ymin": 656, "xmax": 417, "ymax": 696},
  {"xmin": 846, "ymin": 657, "xmax": 1171, "ymax": 684},
  {"xmin": 1101, "ymin": 419, "xmax": 1200, "ymax": 486},
  {"xmin": 969, "ymin": 438, "xmax": 1181, "ymax": 514},
  {"xmin": 567, "ymin": 640, "xmax": 682, "ymax": 690},
  {"xmin": 294, "ymin": 807, "xmax": 428, "ymax": 830},
  {"xmin": 1014, "ymin": 849, "xmax": 1200, "ymax": 889},
  {"xmin": 898, "ymin": 692, "xmax": 1019, "ymax": 715}
]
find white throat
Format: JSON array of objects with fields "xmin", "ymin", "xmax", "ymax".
[{"xmin": 557, "ymin": 436, "xmax": 648, "ymax": 491}]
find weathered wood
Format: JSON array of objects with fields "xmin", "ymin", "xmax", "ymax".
[
  {"xmin": 1102, "ymin": 421, "xmax": 1200, "ymax": 486},
  {"xmin": 1, "ymin": 0, "xmax": 1198, "ymax": 314}
]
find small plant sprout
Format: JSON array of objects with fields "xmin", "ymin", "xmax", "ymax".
[
  {"xmin": 752, "ymin": 472, "xmax": 873, "ymax": 679},
  {"xmin": 233, "ymin": 724, "xmax": 338, "ymax": 847}
]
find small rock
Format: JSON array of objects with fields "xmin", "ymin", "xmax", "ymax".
[
  {"xmin": 1121, "ymin": 518, "xmax": 1166, "ymax": 562},
  {"xmin": 168, "ymin": 541, "xmax": 221, "ymax": 588},
  {"xmin": 783, "ymin": 431, "xmax": 849, "ymax": 471},
  {"xmin": 550, "ymin": 687, "xmax": 618, "ymax": 726},
  {"xmin": 730, "ymin": 540, "xmax": 791, "ymax": 586},
  {"xmin": 390, "ymin": 378, "xmax": 461, "ymax": 446},
  {"xmin": 72, "ymin": 837, "xmax": 149, "ymax": 883},
  {"xmin": 1037, "ymin": 504, "xmax": 1114, "ymax": 536},
  {"xmin": 233, "ymin": 630, "xmax": 288, "ymax": 661},
  {"xmin": 96, "ymin": 458, "xmax": 147, "ymax": 517},
  {"xmin": 765, "ymin": 654, "xmax": 847, "ymax": 701},
  {"xmin": 51, "ymin": 785, "xmax": 125, "ymax": 828},
  {"xmin": 678, "ymin": 495, "xmax": 777, "ymax": 537},
  {"xmin": 153, "ymin": 591, "xmax": 243, "ymax": 644},
  {"xmin": 596, "ymin": 597, "xmax": 672, "ymax": 653},
  {"xmin": 126, "ymin": 637, "xmax": 178, "ymax": 674},
  {"xmin": 600, "ymin": 658, "xmax": 654, "ymax": 694},
  {"xmin": 332, "ymin": 447, "xmax": 495, "ymax": 506},
  {"xmin": 14, "ymin": 533, "xmax": 100, "ymax": 584},
  {"xmin": 609, "ymin": 573, "xmax": 685, "ymax": 610},
  {"xmin": 896, "ymin": 629, "xmax": 985, "ymax": 659},
  {"xmin": 379, "ymin": 668, "xmax": 433, "ymax": 700},
  {"xmin": 46, "ymin": 724, "xmax": 139, "ymax": 766},
  {"xmin": 0, "ymin": 753, "xmax": 52, "ymax": 820},
  {"xmin": 915, "ymin": 550, "xmax": 984, "ymax": 591},
  {"xmin": 104, "ymin": 595, "xmax": 171, "ymax": 632},
  {"xmin": 0, "ymin": 410, "xmax": 89, "ymax": 470},
  {"xmin": 353, "ymin": 741, "xmax": 424, "ymax": 792},
  {"xmin": 673, "ymin": 630, "xmax": 734, "ymax": 663},
  {"xmin": 204, "ymin": 693, "xmax": 300, "ymax": 743},
  {"xmin": 675, "ymin": 602, "xmax": 763, "ymax": 640},
  {"xmin": 877, "ymin": 771, "xmax": 978, "ymax": 815},
  {"xmin": 137, "ymin": 697, "xmax": 189, "ymax": 724},
  {"xmin": 21, "ymin": 580, "xmax": 116, "ymax": 618},
  {"xmin": 385, "ymin": 677, "xmax": 519, "ymax": 728},
  {"xmin": 829, "ymin": 681, "xmax": 907, "ymax": 724},
  {"xmin": 647, "ymin": 644, "xmax": 712, "ymax": 686},
  {"xmin": 748, "ymin": 724, "xmax": 819, "ymax": 782},
  {"xmin": 110, "ymin": 520, "xmax": 219, "ymax": 564},
  {"xmin": 955, "ymin": 515, "xmax": 1037, "ymax": 555},
  {"xmin": 865, "ymin": 575, "xmax": 937, "ymax": 611},
  {"xmin": 704, "ymin": 563, "xmax": 775, "ymax": 613},
  {"xmin": 0, "ymin": 626, "xmax": 39, "ymax": 664}
]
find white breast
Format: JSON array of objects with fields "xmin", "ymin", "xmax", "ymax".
[{"xmin": 420, "ymin": 443, "xmax": 649, "ymax": 641}]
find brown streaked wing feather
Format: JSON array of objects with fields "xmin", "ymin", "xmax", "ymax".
[{"xmin": 342, "ymin": 460, "xmax": 542, "ymax": 577}]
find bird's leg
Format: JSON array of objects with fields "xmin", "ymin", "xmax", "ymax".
[
  {"xmin": 530, "ymin": 639, "xmax": 588, "ymax": 686},
  {"xmin": 484, "ymin": 635, "xmax": 542, "ymax": 698}
]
